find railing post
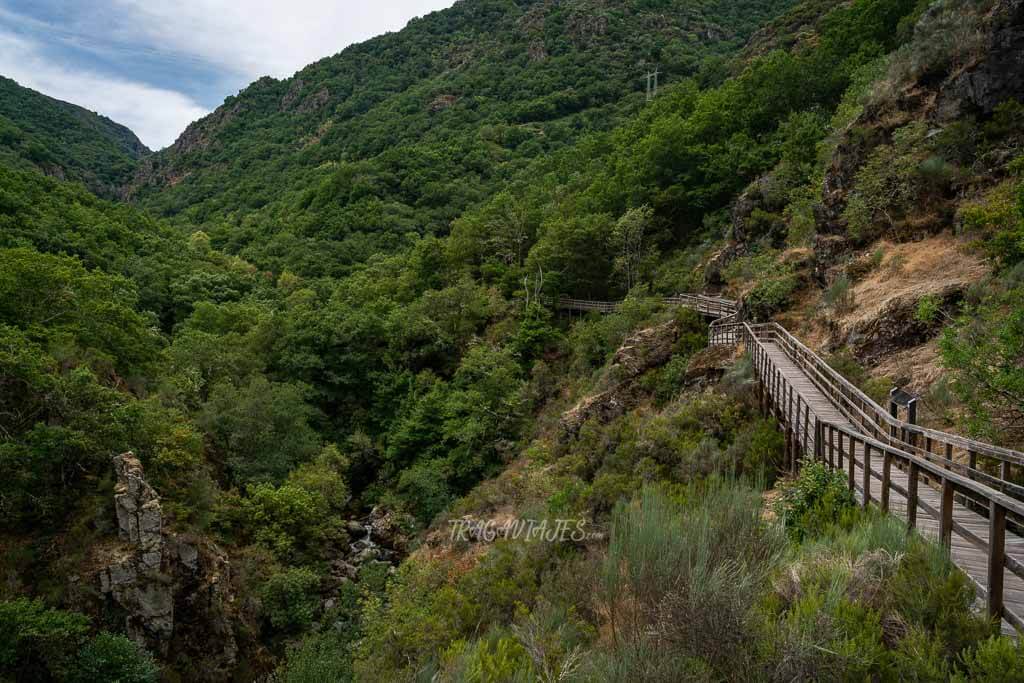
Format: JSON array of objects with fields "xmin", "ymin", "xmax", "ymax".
[
  {"xmin": 881, "ymin": 449, "xmax": 892, "ymax": 513},
  {"xmin": 772, "ymin": 368, "xmax": 779, "ymax": 417},
  {"xmin": 988, "ymin": 500, "xmax": 1006, "ymax": 623},
  {"xmin": 828, "ymin": 426, "xmax": 835, "ymax": 469},
  {"xmin": 863, "ymin": 444, "xmax": 871, "ymax": 508},
  {"xmin": 785, "ymin": 427, "xmax": 793, "ymax": 474},
  {"xmin": 889, "ymin": 391, "xmax": 899, "ymax": 441},
  {"xmin": 907, "ymin": 463, "xmax": 919, "ymax": 530},
  {"xmin": 848, "ymin": 435, "xmax": 856, "ymax": 492},
  {"xmin": 814, "ymin": 418, "xmax": 823, "ymax": 463},
  {"xmin": 939, "ymin": 478, "xmax": 954, "ymax": 550},
  {"xmin": 907, "ymin": 398, "xmax": 918, "ymax": 449},
  {"xmin": 803, "ymin": 403, "xmax": 810, "ymax": 457}
]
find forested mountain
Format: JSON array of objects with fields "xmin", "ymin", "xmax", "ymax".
[
  {"xmin": 127, "ymin": 0, "xmax": 799, "ymax": 275},
  {"xmin": 0, "ymin": 77, "xmax": 149, "ymax": 198},
  {"xmin": 4, "ymin": 0, "xmax": 1024, "ymax": 680}
]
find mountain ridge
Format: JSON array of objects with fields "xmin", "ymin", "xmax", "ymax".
[{"xmin": 0, "ymin": 76, "xmax": 149, "ymax": 198}]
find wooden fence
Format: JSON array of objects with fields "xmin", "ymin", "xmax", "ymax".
[{"xmin": 734, "ymin": 321, "xmax": 1024, "ymax": 630}]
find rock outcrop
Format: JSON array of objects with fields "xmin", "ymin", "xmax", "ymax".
[
  {"xmin": 95, "ymin": 453, "xmax": 241, "ymax": 679},
  {"xmin": 560, "ymin": 319, "xmax": 682, "ymax": 441},
  {"xmin": 101, "ymin": 453, "xmax": 172, "ymax": 649},
  {"xmin": 817, "ymin": 0, "xmax": 1024, "ymax": 239},
  {"xmin": 935, "ymin": 0, "xmax": 1024, "ymax": 121},
  {"xmin": 329, "ymin": 506, "xmax": 411, "ymax": 587},
  {"xmin": 838, "ymin": 285, "xmax": 964, "ymax": 365}
]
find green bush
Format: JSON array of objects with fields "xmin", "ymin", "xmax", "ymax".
[
  {"xmin": 775, "ymin": 460, "xmax": 857, "ymax": 541},
  {"xmin": 70, "ymin": 632, "xmax": 159, "ymax": 683},
  {"xmin": 0, "ymin": 598, "xmax": 90, "ymax": 678},
  {"xmin": 260, "ymin": 567, "xmax": 321, "ymax": 633},
  {"xmin": 242, "ymin": 482, "xmax": 335, "ymax": 561},
  {"xmin": 599, "ymin": 485, "xmax": 784, "ymax": 678},
  {"xmin": 939, "ymin": 286, "xmax": 1024, "ymax": 445},
  {"xmin": 746, "ymin": 273, "xmax": 800, "ymax": 321},
  {"xmin": 956, "ymin": 636, "xmax": 1024, "ymax": 682}
]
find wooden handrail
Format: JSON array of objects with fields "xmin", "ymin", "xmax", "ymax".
[
  {"xmin": 552, "ymin": 294, "xmax": 1023, "ymax": 488},
  {"xmin": 721, "ymin": 321, "xmax": 1024, "ymax": 490},
  {"xmin": 556, "ymin": 294, "xmax": 1024, "ymax": 627},
  {"xmin": 741, "ymin": 320, "xmax": 1022, "ymax": 630}
]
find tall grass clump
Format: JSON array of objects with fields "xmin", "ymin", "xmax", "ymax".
[{"xmin": 597, "ymin": 484, "xmax": 785, "ymax": 678}]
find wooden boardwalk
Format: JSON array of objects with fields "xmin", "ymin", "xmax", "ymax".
[
  {"xmin": 550, "ymin": 291, "xmax": 1024, "ymax": 631},
  {"xmin": 763, "ymin": 342, "xmax": 1024, "ymax": 634}
]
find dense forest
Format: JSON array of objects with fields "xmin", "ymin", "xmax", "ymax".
[
  {"xmin": 3, "ymin": 0, "xmax": 1024, "ymax": 680},
  {"xmin": 0, "ymin": 76, "xmax": 149, "ymax": 198}
]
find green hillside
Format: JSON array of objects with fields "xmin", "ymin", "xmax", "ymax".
[
  {"xmin": 0, "ymin": 76, "xmax": 149, "ymax": 198},
  {"xmin": 128, "ymin": 0, "xmax": 800, "ymax": 276},
  {"xmin": 3, "ymin": 0, "xmax": 1024, "ymax": 679}
]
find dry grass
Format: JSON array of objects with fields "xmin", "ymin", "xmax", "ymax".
[
  {"xmin": 837, "ymin": 234, "xmax": 988, "ymax": 330},
  {"xmin": 871, "ymin": 339, "xmax": 943, "ymax": 395}
]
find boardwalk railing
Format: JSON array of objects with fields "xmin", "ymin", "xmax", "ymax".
[
  {"xmin": 739, "ymin": 321, "xmax": 1024, "ymax": 631},
  {"xmin": 719, "ymin": 323, "xmax": 1024, "ymax": 503},
  {"xmin": 554, "ymin": 293, "xmax": 1024, "ymax": 630},
  {"xmin": 554, "ymin": 294, "xmax": 738, "ymax": 319}
]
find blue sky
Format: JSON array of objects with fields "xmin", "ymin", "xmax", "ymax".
[{"xmin": 0, "ymin": 0, "xmax": 456, "ymax": 149}]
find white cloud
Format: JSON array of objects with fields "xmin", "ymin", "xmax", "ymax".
[
  {"xmin": 0, "ymin": 29, "xmax": 208, "ymax": 149},
  {"xmin": 0, "ymin": 1, "xmax": 458, "ymax": 148},
  {"xmin": 110, "ymin": 0, "xmax": 457, "ymax": 81}
]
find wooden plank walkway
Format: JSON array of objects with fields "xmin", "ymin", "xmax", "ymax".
[
  {"xmin": 763, "ymin": 341, "xmax": 1024, "ymax": 634},
  {"xmin": 547, "ymin": 292, "xmax": 1024, "ymax": 630}
]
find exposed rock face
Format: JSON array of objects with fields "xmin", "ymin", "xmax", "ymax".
[
  {"xmin": 610, "ymin": 319, "xmax": 680, "ymax": 379},
  {"xmin": 704, "ymin": 242, "xmax": 747, "ymax": 286},
  {"xmin": 817, "ymin": 0, "xmax": 1024, "ymax": 238},
  {"xmin": 838, "ymin": 286, "xmax": 964, "ymax": 364},
  {"xmin": 935, "ymin": 0, "xmax": 1024, "ymax": 120},
  {"xmin": 102, "ymin": 453, "xmax": 172, "ymax": 649},
  {"xmin": 683, "ymin": 345, "xmax": 735, "ymax": 388},
  {"xmin": 96, "ymin": 453, "xmax": 241, "ymax": 679},
  {"xmin": 559, "ymin": 383, "xmax": 645, "ymax": 442},
  {"xmin": 113, "ymin": 454, "xmax": 163, "ymax": 569},
  {"xmin": 329, "ymin": 506, "xmax": 411, "ymax": 587},
  {"xmin": 731, "ymin": 174, "xmax": 786, "ymax": 244},
  {"xmin": 812, "ymin": 234, "xmax": 851, "ymax": 283},
  {"xmin": 560, "ymin": 319, "xmax": 681, "ymax": 441},
  {"xmin": 429, "ymin": 94, "xmax": 459, "ymax": 112}
]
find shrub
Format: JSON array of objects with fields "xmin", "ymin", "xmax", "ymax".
[
  {"xmin": 511, "ymin": 303, "xmax": 560, "ymax": 363},
  {"xmin": 0, "ymin": 598, "xmax": 90, "ymax": 678},
  {"xmin": 956, "ymin": 636, "xmax": 1024, "ymax": 681},
  {"xmin": 842, "ymin": 122, "xmax": 929, "ymax": 241},
  {"xmin": 823, "ymin": 274, "xmax": 854, "ymax": 313},
  {"xmin": 890, "ymin": 627, "xmax": 952, "ymax": 681},
  {"xmin": 939, "ymin": 286, "xmax": 1024, "ymax": 445},
  {"xmin": 746, "ymin": 273, "xmax": 800, "ymax": 321},
  {"xmin": 891, "ymin": 536, "xmax": 994, "ymax": 656},
  {"xmin": 243, "ymin": 482, "xmax": 333, "ymax": 561},
  {"xmin": 70, "ymin": 632, "xmax": 159, "ymax": 683},
  {"xmin": 440, "ymin": 634, "xmax": 533, "ymax": 683},
  {"xmin": 774, "ymin": 460, "xmax": 857, "ymax": 541},
  {"xmin": 599, "ymin": 485, "xmax": 784, "ymax": 677},
  {"xmin": 260, "ymin": 567, "xmax": 321, "ymax": 633},
  {"xmin": 724, "ymin": 419, "xmax": 785, "ymax": 483}
]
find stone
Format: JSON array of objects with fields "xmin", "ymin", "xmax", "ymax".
[
  {"xmin": 560, "ymin": 319, "xmax": 682, "ymax": 441},
  {"xmin": 94, "ymin": 453, "xmax": 243, "ymax": 677},
  {"xmin": 176, "ymin": 541, "xmax": 200, "ymax": 572}
]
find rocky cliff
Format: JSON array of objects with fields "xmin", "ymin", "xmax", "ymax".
[{"xmin": 92, "ymin": 453, "xmax": 243, "ymax": 679}]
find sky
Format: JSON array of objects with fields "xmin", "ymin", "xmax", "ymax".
[{"xmin": 0, "ymin": 0, "xmax": 457, "ymax": 149}]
